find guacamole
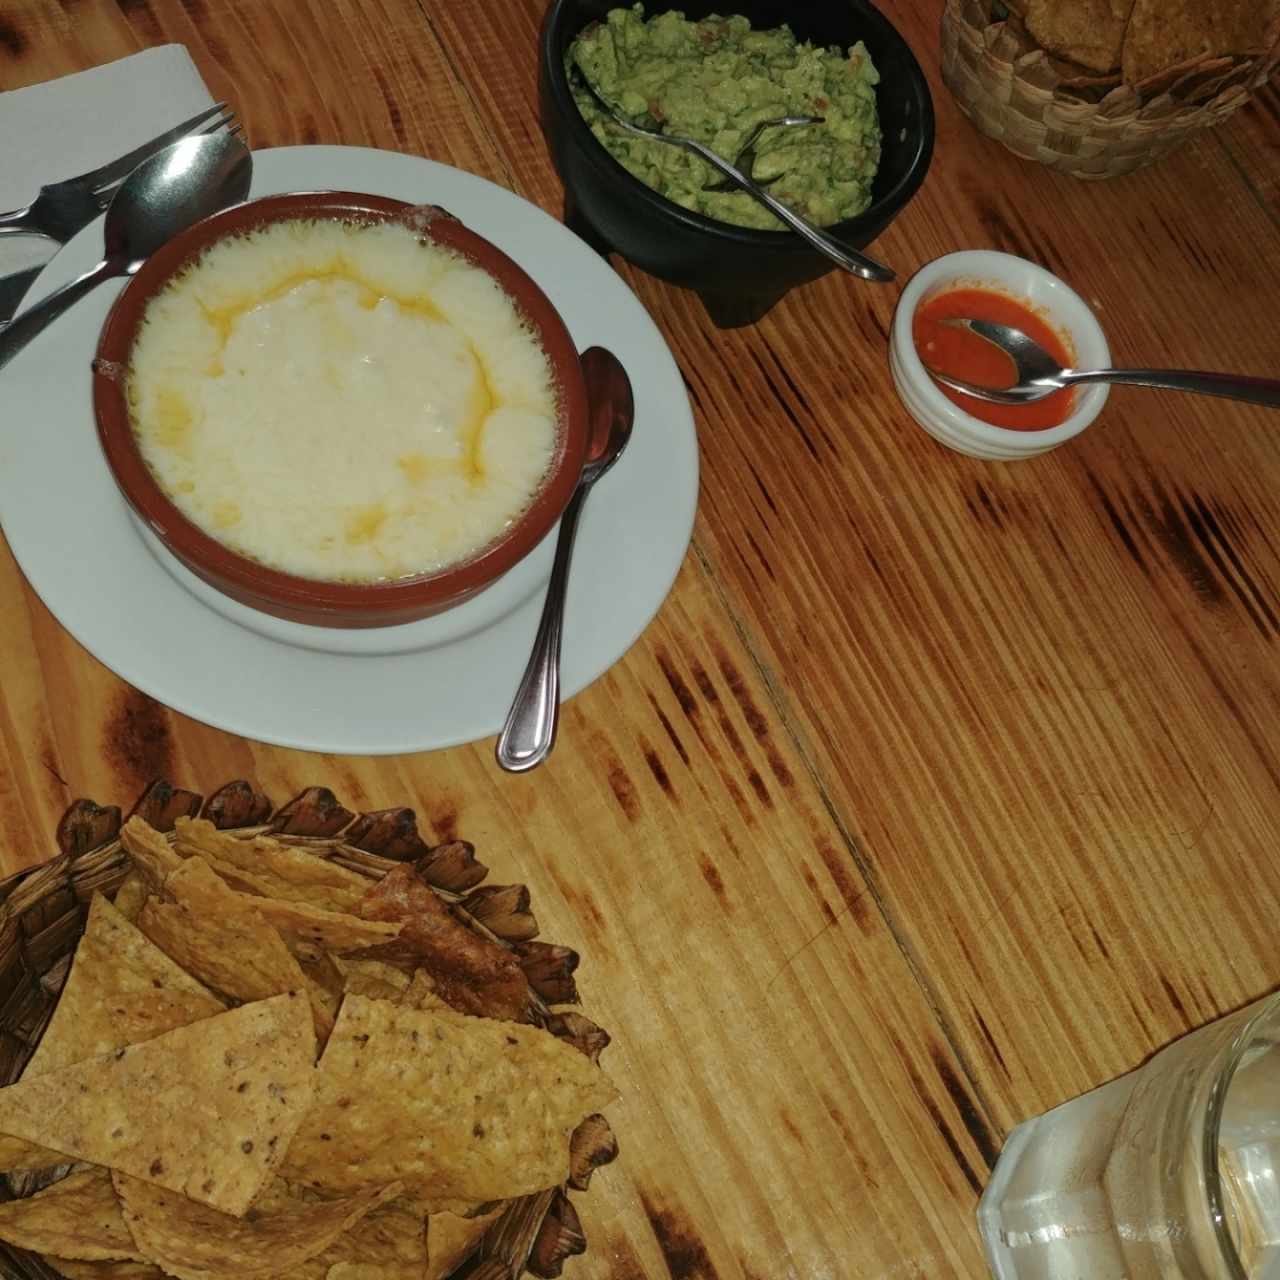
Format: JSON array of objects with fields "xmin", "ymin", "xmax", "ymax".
[{"xmin": 568, "ymin": 5, "xmax": 882, "ymax": 231}]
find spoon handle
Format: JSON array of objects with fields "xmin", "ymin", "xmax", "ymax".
[
  {"xmin": 0, "ymin": 256, "xmax": 121, "ymax": 373},
  {"xmin": 495, "ymin": 482, "xmax": 592, "ymax": 773},
  {"xmin": 678, "ymin": 137, "xmax": 894, "ymax": 284},
  {"xmin": 1065, "ymin": 367, "xmax": 1280, "ymax": 409}
]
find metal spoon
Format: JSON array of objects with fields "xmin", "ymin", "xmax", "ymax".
[
  {"xmin": 0, "ymin": 132, "xmax": 252, "ymax": 373},
  {"xmin": 702, "ymin": 115, "xmax": 823, "ymax": 192},
  {"xmin": 571, "ymin": 67, "xmax": 894, "ymax": 284},
  {"xmin": 926, "ymin": 318, "xmax": 1280, "ymax": 410},
  {"xmin": 496, "ymin": 347, "xmax": 635, "ymax": 773}
]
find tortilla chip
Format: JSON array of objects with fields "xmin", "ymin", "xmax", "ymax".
[
  {"xmin": 358, "ymin": 865, "xmax": 532, "ymax": 1022},
  {"xmin": 0, "ymin": 1168, "xmax": 143, "ymax": 1262},
  {"xmin": 333, "ymin": 956, "xmax": 412, "ymax": 1002},
  {"xmin": 29, "ymin": 895, "xmax": 225, "ymax": 1076},
  {"xmin": 280, "ymin": 996, "xmax": 617, "ymax": 1205},
  {"xmin": 0, "ymin": 896, "xmax": 227, "ymax": 1173},
  {"xmin": 119, "ymin": 818, "xmax": 183, "ymax": 893},
  {"xmin": 113, "ymin": 1172, "xmax": 400, "ymax": 1280},
  {"xmin": 135, "ymin": 858, "xmax": 331, "ymax": 1041},
  {"xmin": 398, "ymin": 969, "xmax": 451, "ymax": 1014},
  {"xmin": 112, "ymin": 873, "xmax": 148, "ymax": 924},
  {"xmin": 1123, "ymin": 0, "xmax": 1278, "ymax": 85},
  {"xmin": 45, "ymin": 1260, "xmax": 164, "ymax": 1280},
  {"xmin": 171, "ymin": 819, "xmax": 372, "ymax": 912},
  {"xmin": 298, "ymin": 950, "xmax": 344, "ymax": 1041},
  {"xmin": 0, "ymin": 994, "xmax": 315, "ymax": 1216},
  {"xmin": 245, "ymin": 894, "xmax": 401, "ymax": 955},
  {"xmin": 269, "ymin": 1190, "xmax": 427, "ymax": 1280},
  {"xmin": 425, "ymin": 1207, "xmax": 503, "ymax": 1280},
  {"xmin": 1026, "ymin": 0, "xmax": 1133, "ymax": 72}
]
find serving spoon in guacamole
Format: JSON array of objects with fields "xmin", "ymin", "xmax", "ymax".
[{"xmin": 572, "ymin": 65, "xmax": 894, "ymax": 283}]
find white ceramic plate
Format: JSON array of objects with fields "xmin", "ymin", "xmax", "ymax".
[{"xmin": 0, "ymin": 146, "xmax": 698, "ymax": 755}]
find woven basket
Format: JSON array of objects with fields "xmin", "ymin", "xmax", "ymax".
[
  {"xmin": 0, "ymin": 778, "xmax": 618, "ymax": 1280},
  {"xmin": 941, "ymin": 0, "xmax": 1279, "ymax": 179}
]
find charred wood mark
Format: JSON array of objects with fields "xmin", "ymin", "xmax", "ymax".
[
  {"xmin": 655, "ymin": 648, "xmax": 699, "ymax": 721},
  {"xmin": 1151, "ymin": 206, "xmax": 1212, "ymax": 273},
  {"xmin": 1132, "ymin": 482, "xmax": 1225, "ymax": 606},
  {"xmin": 975, "ymin": 201, "xmax": 1033, "ymax": 261},
  {"xmin": 1087, "ymin": 473, "xmax": 1149, "ymax": 573},
  {"xmin": 1159, "ymin": 973, "xmax": 1191, "ymax": 1026},
  {"xmin": 698, "ymin": 854, "xmax": 727, "ymax": 902},
  {"xmin": 974, "ymin": 201, "xmax": 1066, "ymax": 277},
  {"xmin": 41, "ymin": 749, "xmax": 68, "ymax": 789},
  {"xmin": 822, "ymin": 1093, "xmax": 857, "ymax": 1150},
  {"xmin": 689, "ymin": 658, "xmax": 772, "ymax": 809},
  {"xmin": 1131, "ymin": 477, "xmax": 1278, "ymax": 637},
  {"xmin": 743, "ymin": 527, "xmax": 776, "ymax": 583},
  {"xmin": 104, "ymin": 688, "xmax": 175, "ymax": 792},
  {"xmin": 778, "ymin": 1109, "xmax": 805, "ymax": 1147},
  {"xmin": 970, "ymin": 481, "xmax": 1005, "ymax": 530},
  {"xmin": 647, "ymin": 693, "xmax": 691, "ymax": 767},
  {"xmin": 904, "ymin": 1059, "xmax": 983, "ymax": 1197},
  {"xmin": 744, "ymin": 458, "xmax": 779, "ymax": 517},
  {"xmin": 744, "ymin": 344, "xmax": 840, "ymax": 457},
  {"xmin": 1183, "ymin": 489, "xmax": 1279, "ymax": 637},
  {"xmin": 799, "ymin": 861, "xmax": 838, "ymax": 925},
  {"xmin": 654, "ymin": 649, "xmax": 754, "ymax": 820},
  {"xmin": 711, "ymin": 642, "xmax": 794, "ymax": 789},
  {"xmin": 371, "ymin": 65, "xmax": 407, "ymax": 146},
  {"xmin": 932, "ymin": 1048, "xmax": 999, "ymax": 1170},
  {"xmin": 865, "ymin": 303, "xmax": 889, "ymax": 341},
  {"xmin": 118, "ymin": 0, "xmax": 161, "ymax": 36},
  {"xmin": 862, "ymin": 542, "xmax": 887, "ymax": 584},
  {"xmin": 639, "ymin": 1191, "xmax": 722, "ymax": 1280},
  {"xmin": 813, "ymin": 834, "xmax": 871, "ymax": 926},
  {"xmin": 606, "ymin": 761, "xmax": 640, "ymax": 822},
  {"xmin": 971, "ymin": 1005, "xmax": 1010, "ymax": 1080},
  {"xmin": 763, "ymin": 342, "xmax": 813, "ymax": 416},
  {"xmin": 1089, "ymin": 923, "xmax": 1111, "ymax": 959},
  {"xmin": 0, "ymin": 15, "xmax": 27, "ymax": 55},
  {"xmin": 643, "ymin": 746, "xmax": 674, "ymax": 796},
  {"xmin": 1123, "ymin": 987, "xmax": 1155, "ymax": 1040},
  {"xmin": 680, "ymin": 371, "xmax": 704, "ymax": 411},
  {"xmin": 431, "ymin": 801, "xmax": 459, "ymax": 843}
]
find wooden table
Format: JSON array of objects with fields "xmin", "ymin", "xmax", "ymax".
[{"xmin": 2, "ymin": 3, "xmax": 1279, "ymax": 1276}]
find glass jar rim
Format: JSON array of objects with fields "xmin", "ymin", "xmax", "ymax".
[{"xmin": 1204, "ymin": 990, "xmax": 1280, "ymax": 1278}]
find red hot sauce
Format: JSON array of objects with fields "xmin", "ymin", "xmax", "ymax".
[{"xmin": 913, "ymin": 286, "xmax": 1077, "ymax": 431}]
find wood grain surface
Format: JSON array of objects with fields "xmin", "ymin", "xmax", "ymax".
[{"xmin": 2, "ymin": 2, "xmax": 1279, "ymax": 1276}]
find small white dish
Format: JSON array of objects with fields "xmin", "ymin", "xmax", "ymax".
[{"xmin": 890, "ymin": 249, "xmax": 1111, "ymax": 461}]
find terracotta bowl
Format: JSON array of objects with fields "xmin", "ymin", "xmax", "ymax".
[{"xmin": 94, "ymin": 191, "xmax": 589, "ymax": 629}]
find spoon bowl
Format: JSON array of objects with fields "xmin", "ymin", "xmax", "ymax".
[
  {"xmin": 701, "ymin": 115, "xmax": 824, "ymax": 192},
  {"xmin": 0, "ymin": 131, "xmax": 252, "ymax": 373},
  {"xmin": 928, "ymin": 317, "xmax": 1280, "ymax": 411}
]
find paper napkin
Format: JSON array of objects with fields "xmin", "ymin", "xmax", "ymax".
[{"xmin": 0, "ymin": 46, "xmax": 215, "ymax": 282}]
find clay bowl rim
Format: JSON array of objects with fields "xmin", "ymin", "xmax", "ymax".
[{"xmin": 93, "ymin": 190, "xmax": 590, "ymax": 622}]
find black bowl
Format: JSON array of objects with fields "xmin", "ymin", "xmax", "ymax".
[{"xmin": 539, "ymin": 0, "xmax": 935, "ymax": 327}]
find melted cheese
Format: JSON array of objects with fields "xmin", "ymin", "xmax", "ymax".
[{"xmin": 126, "ymin": 218, "xmax": 559, "ymax": 583}]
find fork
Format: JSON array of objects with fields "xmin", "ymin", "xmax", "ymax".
[{"xmin": 0, "ymin": 103, "xmax": 236, "ymax": 243}]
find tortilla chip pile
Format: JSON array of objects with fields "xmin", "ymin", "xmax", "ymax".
[
  {"xmin": 0, "ymin": 816, "xmax": 617, "ymax": 1280},
  {"xmin": 1001, "ymin": 0, "xmax": 1279, "ymax": 94}
]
